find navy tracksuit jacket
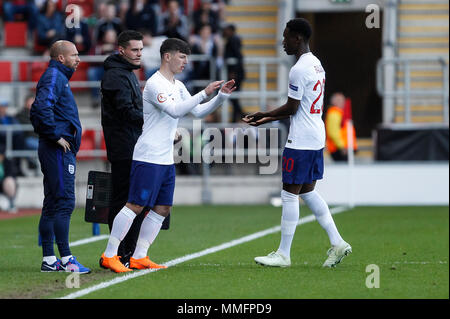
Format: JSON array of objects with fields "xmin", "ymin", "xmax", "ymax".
[{"xmin": 30, "ymin": 59, "xmax": 82, "ymax": 257}]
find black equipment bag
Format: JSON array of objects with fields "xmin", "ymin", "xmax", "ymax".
[{"xmin": 84, "ymin": 170, "xmax": 170, "ymax": 229}]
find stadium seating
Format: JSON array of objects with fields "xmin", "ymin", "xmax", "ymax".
[
  {"xmin": 18, "ymin": 61, "xmax": 31, "ymax": 81},
  {"xmin": 78, "ymin": 129, "xmax": 96, "ymax": 160},
  {"xmin": 100, "ymin": 130, "xmax": 107, "ymax": 161},
  {"xmin": 3, "ymin": 22, "xmax": 27, "ymax": 47},
  {"xmin": 0, "ymin": 61, "xmax": 34, "ymax": 82},
  {"xmin": 70, "ymin": 62, "xmax": 89, "ymax": 92},
  {"xmin": 394, "ymin": 0, "xmax": 449, "ymax": 123},
  {"xmin": 32, "ymin": 32, "xmax": 48, "ymax": 54},
  {"xmin": 66, "ymin": 0, "xmax": 94, "ymax": 17},
  {"xmin": 223, "ymin": 0, "xmax": 279, "ymax": 116},
  {"xmin": 0, "ymin": 62, "xmax": 13, "ymax": 82},
  {"xmin": 31, "ymin": 61, "xmax": 48, "ymax": 82}
]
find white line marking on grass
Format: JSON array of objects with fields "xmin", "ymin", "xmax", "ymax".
[
  {"xmin": 60, "ymin": 206, "xmax": 349, "ymax": 299},
  {"xmin": 69, "ymin": 235, "xmax": 109, "ymax": 247},
  {"xmin": 392, "ymin": 261, "xmax": 448, "ymax": 265}
]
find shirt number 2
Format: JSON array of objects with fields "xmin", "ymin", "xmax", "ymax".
[{"xmin": 310, "ymin": 78, "xmax": 325, "ymax": 114}]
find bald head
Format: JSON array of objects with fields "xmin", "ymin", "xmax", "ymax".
[
  {"xmin": 50, "ymin": 40, "xmax": 73, "ymax": 59},
  {"xmin": 330, "ymin": 92, "xmax": 346, "ymax": 109},
  {"xmin": 50, "ymin": 40, "xmax": 80, "ymax": 70}
]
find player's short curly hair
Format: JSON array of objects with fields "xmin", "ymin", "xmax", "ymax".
[
  {"xmin": 160, "ymin": 38, "xmax": 191, "ymax": 58},
  {"xmin": 286, "ymin": 18, "xmax": 312, "ymax": 41}
]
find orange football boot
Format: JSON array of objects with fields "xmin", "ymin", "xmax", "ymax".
[
  {"xmin": 129, "ymin": 256, "xmax": 167, "ymax": 270},
  {"xmin": 99, "ymin": 253, "xmax": 133, "ymax": 273}
]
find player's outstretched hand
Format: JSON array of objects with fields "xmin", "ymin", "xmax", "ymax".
[
  {"xmin": 205, "ymin": 80, "xmax": 224, "ymax": 95},
  {"xmin": 242, "ymin": 112, "xmax": 274, "ymax": 127},
  {"xmin": 220, "ymin": 79, "xmax": 236, "ymax": 94}
]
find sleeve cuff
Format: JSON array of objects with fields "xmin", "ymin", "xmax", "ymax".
[{"xmin": 200, "ymin": 90, "xmax": 208, "ymax": 100}]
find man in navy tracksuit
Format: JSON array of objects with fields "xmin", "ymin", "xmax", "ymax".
[{"xmin": 30, "ymin": 40, "xmax": 90, "ymax": 273}]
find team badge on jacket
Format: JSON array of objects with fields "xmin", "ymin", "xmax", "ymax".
[{"xmin": 68, "ymin": 164, "xmax": 75, "ymax": 175}]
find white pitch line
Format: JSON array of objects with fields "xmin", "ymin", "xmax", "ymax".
[
  {"xmin": 69, "ymin": 235, "xmax": 109, "ymax": 247},
  {"xmin": 60, "ymin": 206, "xmax": 349, "ymax": 299}
]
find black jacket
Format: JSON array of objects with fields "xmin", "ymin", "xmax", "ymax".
[{"xmin": 101, "ymin": 54, "xmax": 143, "ymax": 162}]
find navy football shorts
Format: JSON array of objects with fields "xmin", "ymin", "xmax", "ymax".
[
  {"xmin": 281, "ymin": 147, "xmax": 324, "ymax": 185},
  {"xmin": 127, "ymin": 160, "xmax": 176, "ymax": 208}
]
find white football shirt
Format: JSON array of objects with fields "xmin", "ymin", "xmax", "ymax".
[
  {"xmin": 286, "ymin": 52, "xmax": 326, "ymax": 150},
  {"xmin": 134, "ymin": 71, "xmax": 194, "ymax": 165}
]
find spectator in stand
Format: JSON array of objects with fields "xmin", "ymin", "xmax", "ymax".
[
  {"xmin": 192, "ymin": 0, "xmax": 220, "ymax": 35},
  {"xmin": 36, "ymin": 0, "xmax": 65, "ymax": 48},
  {"xmin": 160, "ymin": 0, "xmax": 189, "ymax": 41},
  {"xmin": 189, "ymin": 23, "xmax": 221, "ymax": 93},
  {"xmin": 1, "ymin": 0, "xmax": 39, "ymax": 34},
  {"xmin": 0, "ymin": 151, "xmax": 18, "ymax": 213},
  {"xmin": 0, "ymin": 99, "xmax": 25, "ymax": 157},
  {"xmin": 93, "ymin": 1, "xmax": 123, "ymax": 45},
  {"xmin": 0, "ymin": 99, "xmax": 22, "ymax": 213},
  {"xmin": 117, "ymin": 0, "xmax": 130, "ymax": 22},
  {"xmin": 15, "ymin": 95, "xmax": 39, "ymax": 152},
  {"xmin": 213, "ymin": 0, "xmax": 227, "ymax": 22},
  {"xmin": 222, "ymin": 24, "xmax": 245, "ymax": 122},
  {"xmin": 87, "ymin": 29, "xmax": 118, "ymax": 108},
  {"xmin": 65, "ymin": 5, "xmax": 92, "ymax": 55},
  {"xmin": 125, "ymin": 0, "xmax": 158, "ymax": 36},
  {"xmin": 94, "ymin": 0, "xmax": 108, "ymax": 23},
  {"xmin": 141, "ymin": 30, "xmax": 167, "ymax": 79},
  {"xmin": 14, "ymin": 95, "xmax": 39, "ymax": 175}
]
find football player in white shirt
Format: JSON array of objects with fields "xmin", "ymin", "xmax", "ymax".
[
  {"xmin": 100, "ymin": 38, "xmax": 236, "ymax": 273},
  {"xmin": 243, "ymin": 18, "xmax": 351, "ymax": 268}
]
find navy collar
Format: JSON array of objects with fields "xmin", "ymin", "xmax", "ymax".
[{"xmin": 49, "ymin": 59, "xmax": 75, "ymax": 80}]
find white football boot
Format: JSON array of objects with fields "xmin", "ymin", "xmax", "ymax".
[
  {"xmin": 322, "ymin": 241, "xmax": 352, "ymax": 268},
  {"xmin": 254, "ymin": 251, "xmax": 291, "ymax": 267}
]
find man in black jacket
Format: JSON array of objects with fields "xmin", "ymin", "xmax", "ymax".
[{"xmin": 100, "ymin": 30, "xmax": 147, "ymax": 266}]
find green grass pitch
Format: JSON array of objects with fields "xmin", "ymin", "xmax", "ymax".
[{"xmin": 0, "ymin": 205, "xmax": 448, "ymax": 299}]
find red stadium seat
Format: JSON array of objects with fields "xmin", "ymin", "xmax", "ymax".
[
  {"xmin": 67, "ymin": 0, "xmax": 94, "ymax": 17},
  {"xmin": 4, "ymin": 22, "xmax": 27, "ymax": 47},
  {"xmin": 78, "ymin": 129, "xmax": 96, "ymax": 160},
  {"xmin": 33, "ymin": 31, "xmax": 48, "ymax": 54},
  {"xmin": 70, "ymin": 61, "xmax": 88, "ymax": 92},
  {"xmin": 31, "ymin": 61, "xmax": 48, "ymax": 82},
  {"xmin": 19, "ymin": 61, "xmax": 31, "ymax": 81},
  {"xmin": 0, "ymin": 62, "xmax": 12, "ymax": 82},
  {"xmin": 100, "ymin": 130, "xmax": 107, "ymax": 161}
]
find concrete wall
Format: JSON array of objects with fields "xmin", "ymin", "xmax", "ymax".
[{"xmin": 13, "ymin": 162, "xmax": 449, "ymax": 209}]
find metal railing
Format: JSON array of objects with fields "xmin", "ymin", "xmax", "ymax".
[
  {"xmin": 0, "ymin": 55, "xmax": 289, "ymax": 121},
  {"xmin": 376, "ymin": 57, "xmax": 449, "ymax": 125}
]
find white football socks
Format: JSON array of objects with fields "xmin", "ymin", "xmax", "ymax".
[
  {"xmin": 300, "ymin": 190, "xmax": 344, "ymax": 246},
  {"xmin": 132, "ymin": 210, "xmax": 165, "ymax": 259},
  {"xmin": 61, "ymin": 255, "xmax": 73, "ymax": 265},
  {"xmin": 104, "ymin": 206, "xmax": 136, "ymax": 258},
  {"xmin": 277, "ymin": 190, "xmax": 300, "ymax": 258},
  {"xmin": 43, "ymin": 256, "xmax": 57, "ymax": 264}
]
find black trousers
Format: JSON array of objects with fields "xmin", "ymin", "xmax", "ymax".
[{"xmin": 108, "ymin": 160, "xmax": 145, "ymax": 263}]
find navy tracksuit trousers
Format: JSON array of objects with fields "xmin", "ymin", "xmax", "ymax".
[{"xmin": 38, "ymin": 139, "xmax": 76, "ymax": 257}]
